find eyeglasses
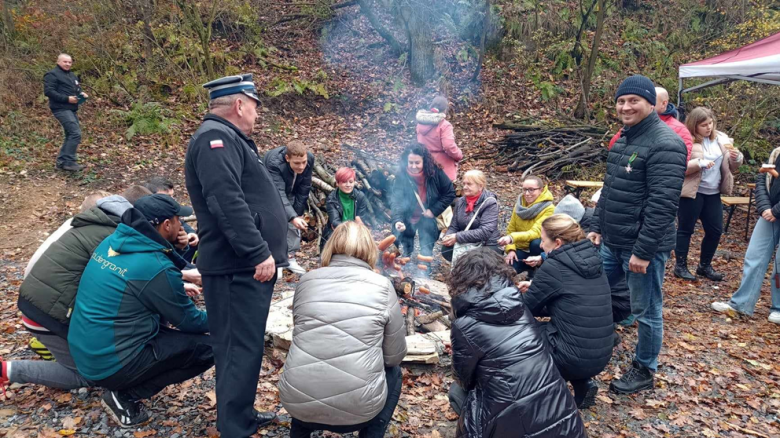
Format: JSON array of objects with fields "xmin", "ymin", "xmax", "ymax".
[{"xmin": 522, "ymin": 188, "xmax": 541, "ymax": 193}]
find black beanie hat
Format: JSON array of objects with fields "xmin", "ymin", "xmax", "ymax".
[{"xmin": 615, "ymin": 74, "xmax": 656, "ymax": 105}]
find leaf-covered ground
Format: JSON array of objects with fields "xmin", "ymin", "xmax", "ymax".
[{"xmin": 1, "ymin": 169, "xmax": 778, "ymax": 438}]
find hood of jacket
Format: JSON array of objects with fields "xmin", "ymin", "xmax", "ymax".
[
  {"xmin": 114, "ymin": 208, "xmax": 187, "ymax": 270},
  {"xmin": 416, "ymin": 109, "xmax": 446, "ymax": 136},
  {"xmin": 547, "ymin": 239, "xmax": 603, "ymax": 280},
  {"xmin": 71, "ymin": 205, "xmax": 121, "ymax": 229},
  {"xmin": 96, "ymin": 195, "xmax": 133, "ymax": 217},
  {"xmin": 453, "ymin": 277, "xmax": 525, "ymax": 324},
  {"xmin": 659, "ymin": 102, "xmax": 679, "ymax": 119},
  {"xmin": 516, "ymin": 185, "xmax": 554, "ymax": 213}
]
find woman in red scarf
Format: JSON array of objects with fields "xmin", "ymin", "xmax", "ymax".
[
  {"xmin": 390, "ymin": 144, "xmax": 456, "ymax": 275},
  {"xmin": 441, "ymin": 170, "xmax": 500, "ymax": 264}
]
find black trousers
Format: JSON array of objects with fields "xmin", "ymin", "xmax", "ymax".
[
  {"xmin": 675, "ymin": 193, "xmax": 723, "ymax": 266},
  {"xmin": 203, "ymin": 271, "xmax": 275, "ymax": 438},
  {"xmin": 95, "ymin": 327, "xmax": 213, "ymax": 401},
  {"xmin": 448, "ymin": 381, "xmax": 467, "ymax": 416},
  {"xmin": 290, "ymin": 366, "xmax": 403, "ymax": 438},
  {"xmin": 393, "ymin": 217, "xmax": 439, "ymax": 257},
  {"xmin": 511, "ymin": 238, "xmax": 543, "ymax": 277}
]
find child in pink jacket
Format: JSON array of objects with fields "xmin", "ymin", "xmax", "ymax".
[{"xmin": 416, "ymin": 96, "xmax": 463, "ymax": 181}]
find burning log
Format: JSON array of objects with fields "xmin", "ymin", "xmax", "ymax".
[
  {"xmin": 406, "ymin": 308, "xmax": 417, "ymax": 336},
  {"xmin": 392, "ymin": 277, "xmax": 415, "ymax": 297}
]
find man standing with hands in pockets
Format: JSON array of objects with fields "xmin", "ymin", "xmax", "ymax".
[
  {"xmin": 185, "ymin": 74, "xmax": 288, "ymax": 437},
  {"xmin": 588, "ymin": 75, "xmax": 686, "ymax": 395}
]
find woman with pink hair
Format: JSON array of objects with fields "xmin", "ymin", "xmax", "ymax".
[{"xmin": 321, "ymin": 167, "xmax": 370, "ymax": 249}]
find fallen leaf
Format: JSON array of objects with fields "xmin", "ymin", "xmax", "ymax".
[
  {"xmin": 596, "ymin": 395, "xmax": 613, "ymax": 404},
  {"xmin": 133, "ymin": 431, "xmax": 156, "ymax": 438},
  {"xmin": 57, "ymin": 430, "xmax": 75, "ymax": 436}
]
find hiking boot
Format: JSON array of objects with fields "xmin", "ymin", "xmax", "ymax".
[
  {"xmin": 255, "ymin": 410, "xmax": 276, "ymax": 428},
  {"xmin": 28, "ymin": 337, "xmax": 54, "ymax": 361},
  {"xmin": 696, "ymin": 264, "xmax": 724, "ymax": 281},
  {"xmin": 56, "ymin": 162, "xmax": 82, "ymax": 172},
  {"xmin": 572, "ymin": 379, "xmax": 599, "ymax": 409},
  {"xmin": 711, "ymin": 301, "xmax": 740, "ymax": 316},
  {"xmin": 101, "ymin": 390, "xmax": 150, "ymax": 428},
  {"xmin": 285, "ymin": 258, "xmax": 306, "ymax": 275},
  {"xmin": 769, "ymin": 311, "xmax": 780, "ymax": 325},
  {"xmin": 673, "ymin": 261, "xmax": 696, "ymax": 280},
  {"xmin": 610, "ymin": 361, "xmax": 654, "ymax": 394}
]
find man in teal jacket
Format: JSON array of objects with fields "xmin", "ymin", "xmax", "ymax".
[{"xmin": 69, "ymin": 194, "xmax": 212, "ymax": 428}]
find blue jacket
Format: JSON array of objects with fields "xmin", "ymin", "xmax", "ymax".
[{"xmin": 68, "ymin": 208, "xmax": 208, "ymax": 381}]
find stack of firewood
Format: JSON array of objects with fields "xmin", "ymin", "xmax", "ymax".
[
  {"xmin": 303, "ymin": 153, "xmax": 398, "ymax": 246},
  {"xmin": 491, "ymin": 123, "xmax": 609, "ymax": 179}
]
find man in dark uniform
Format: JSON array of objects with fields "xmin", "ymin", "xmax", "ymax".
[
  {"xmin": 184, "ymin": 74, "xmax": 288, "ymax": 437},
  {"xmin": 44, "ymin": 53, "xmax": 88, "ymax": 172}
]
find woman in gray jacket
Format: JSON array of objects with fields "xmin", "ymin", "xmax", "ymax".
[
  {"xmin": 279, "ymin": 221, "xmax": 408, "ymax": 438},
  {"xmin": 441, "ymin": 169, "xmax": 500, "ymax": 263}
]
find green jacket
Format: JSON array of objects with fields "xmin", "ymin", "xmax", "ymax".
[
  {"xmin": 68, "ymin": 208, "xmax": 208, "ymax": 381},
  {"xmin": 18, "ymin": 206, "xmax": 121, "ymax": 337}
]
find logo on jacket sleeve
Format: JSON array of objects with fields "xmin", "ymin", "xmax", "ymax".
[
  {"xmin": 210, "ymin": 140, "xmax": 224, "ymax": 149},
  {"xmin": 107, "ymin": 247, "xmax": 120, "ymax": 257}
]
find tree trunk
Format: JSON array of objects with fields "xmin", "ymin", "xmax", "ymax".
[
  {"xmin": 1, "ymin": 0, "xmax": 15, "ymax": 45},
  {"xmin": 574, "ymin": 0, "xmax": 606, "ymax": 120},
  {"xmin": 471, "ymin": 0, "xmax": 491, "ymax": 82},
  {"xmin": 358, "ymin": 0, "xmax": 403, "ymax": 55},
  {"xmin": 396, "ymin": 0, "xmax": 434, "ymax": 85}
]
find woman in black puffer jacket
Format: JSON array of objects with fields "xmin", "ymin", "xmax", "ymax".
[
  {"xmin": 448, "ymin": 248, "xmax": 585, "ymax": 438},
  {"xmin": 522, "ymin": 214, "xmax": 615, "ymax": 409}
]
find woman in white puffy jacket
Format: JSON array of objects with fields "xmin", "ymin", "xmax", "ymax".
[{"xmin": 278, "ymin": 221, "xmax": 407, "ymax": 438}]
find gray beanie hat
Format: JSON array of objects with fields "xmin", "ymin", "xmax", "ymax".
[{"xmin": 554, "ymin": 194, "xmax": 585, "ymax": 223}]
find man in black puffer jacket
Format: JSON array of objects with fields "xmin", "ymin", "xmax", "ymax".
[
  {"xmin": 44, "ymin": 54, "xmax": 87, "ymax": 171},
  {"xmin": 588, "ymin": 75, "xmax": 686, "ymax": 395}
]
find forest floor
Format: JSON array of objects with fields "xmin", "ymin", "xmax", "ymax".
[{"xmin": 1, "ymin": 2, "xmax": 779, "ymax": 437}]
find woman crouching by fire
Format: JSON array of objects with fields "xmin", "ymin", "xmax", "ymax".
[
  {"xmin": 447, "ymin": 248, "xmax": 586, "ymax": 437},
  {"xmin": 391, "ymin": 143, "xmax": 455, "ymax": 275}
]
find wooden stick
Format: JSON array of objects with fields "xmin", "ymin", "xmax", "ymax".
[
  {"xmin": 311, "ymin": 177, "xmax": 334, "ymax": 193},
  {"xmin": 406, "ymin": 310, "xmax": 416, "ymax": 336},
  {"xmin": 314, "ymin": 161, "xmax": 337, "ymax": 187}
]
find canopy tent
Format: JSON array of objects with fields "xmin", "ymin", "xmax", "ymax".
[{"xmin": 677, "ymin": 31, "xmax": 780, "ymax": 114}]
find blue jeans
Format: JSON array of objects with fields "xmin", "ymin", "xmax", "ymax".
[
  {"xmin": 510, "ymin": 238, "xmax": 542, "ymax": 277},
  {"xmin": 728, "ymin": 217, "xmax": 780, "ymax": 315},
  {"xmin": 600, "ymin": 244, "xmax": 669, "ymax": 371},
  {"xmin": 52, "ymin": 109, "xmax": 81, "ymax": 165}
]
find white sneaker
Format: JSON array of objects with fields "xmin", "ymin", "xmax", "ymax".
[
  {"xmin": 769, "ymin": 311, "xmax": 780, "ymax": 325},
  {"xmin": 711, "ymin": 301, "xmax": 738, "ymax": 315},
  {"xmin": 276, "ymin": 267, "xmax": 283, "ymax": 280},
  {"xmin": 286, "ymin": 258, "xmax": 306, "ymax": 275}
]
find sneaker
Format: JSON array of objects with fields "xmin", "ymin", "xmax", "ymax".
[
  {"xmin": 285, "ymin": 258, "xmax": 306, "ymax": 275},
  {"xmin": 711, "ymin": 301, "xmax": 739, "ymax": 316},
  {"xmin": 56, "ymin": 163, "xmax": 82, "ymax": 172},
  {"xmin": 769, "ymin": 311, "xmax": 780, "ymax": 325},
  {"xmin": 696, "ymin": 264, "xmax": 724, "ymax": 281},
  {"xmin": 618, "ymin": 314, "xmax": 636, "ymax": 327},
  {"xmin": 101, "ymin": 390, "xmax": 150, "ymax": 428},
  {"xmin": 28, "ymin": 337, "xmax": 54, "ymax": 361},
  {"xmin": 610, "ymin": 360, "xmax": 654, "ymax": 394}
]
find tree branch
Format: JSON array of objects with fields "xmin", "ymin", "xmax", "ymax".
[{"xmin": 357, "ymin": 0, "xmax": 404, "ymax": 56}]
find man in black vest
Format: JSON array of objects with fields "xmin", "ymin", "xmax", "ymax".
[
  {"xmin": 185, "ymin": 74, "xmax": 288, "ymax": 438},
  {"xmin": 43, "ymin": 53, "xmax": 87, "ymax": 172}
]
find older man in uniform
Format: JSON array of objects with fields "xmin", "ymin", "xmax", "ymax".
[{"xmin": 184, "ymin": 74, "xmax": 288, "ymax": 437}]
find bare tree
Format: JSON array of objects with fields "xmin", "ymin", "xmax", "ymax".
[
  {"xmin": 574, "ymin": 0, "xmax": 607, "ymax": 119},
  {"xmin": 394, "ymin": 0, "xmax": 435, "ymax": 84}
]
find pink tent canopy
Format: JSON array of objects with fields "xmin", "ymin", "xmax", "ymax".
[{"xmin": 679, "ymin": 32, "xmax": 780, "ymax": 101}]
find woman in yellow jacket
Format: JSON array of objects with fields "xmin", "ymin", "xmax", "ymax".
[{"xmin": 498, "ymin": 175, "xmax": 555, "ymax": 276}]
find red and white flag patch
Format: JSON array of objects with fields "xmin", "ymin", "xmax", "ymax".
[{"xmin": 210, "ymin": 139, "xmax": 224, "ymax": 149}]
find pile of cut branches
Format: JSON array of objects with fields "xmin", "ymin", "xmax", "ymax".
[{"xmin": 492, "ymin": 123, "xmax": 609, "ymax": 179}]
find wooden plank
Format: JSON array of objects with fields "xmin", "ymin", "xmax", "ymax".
[
  {"xmin": 402, "ymin": 352, "xmax": 439, "ymax": 364},
  {"xmin": 721, "ymin": 197, "xmax": 750, "ymax": 206},
  {"xmin": 747, "ymin": 183, "xmax": 756, "ymax": 189},
  {"xmin": 565, "ymin": 180, "xmax": 603, "ymax": 188}
]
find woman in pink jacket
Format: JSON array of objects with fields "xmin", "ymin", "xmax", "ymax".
[{"xmin": 416, "ymin": 96, "xmax": 463, "ymax": 181}]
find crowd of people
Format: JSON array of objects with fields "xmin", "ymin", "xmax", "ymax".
[{"xmin": 3, "ymin": 56, "xmax": 777, "ymax": 438}]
